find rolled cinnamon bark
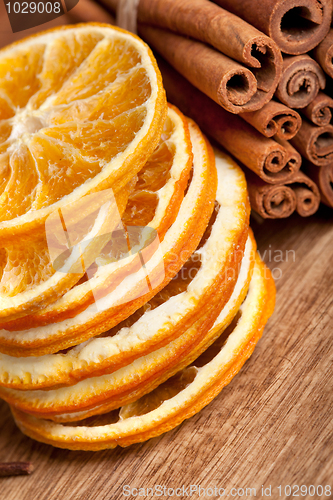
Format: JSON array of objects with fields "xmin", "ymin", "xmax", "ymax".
[
  {"xmin": 303, "ymin": 160, "xmax": 333, "ymax": 207},
  {"xmin": 213, "ymin": 0, "xmax": 332, "ymax": 55},
  {"xmin": 246, "ymin": 168, "xmax": 320, "ymax": 218},
  {"xmin": 285, "ymin": 170, "xmax": 321, "ymax": 216},
  {"xmin": 139, "ymin": 25, "xmax": 258, "ymax": 113},
  {"xmin": 108, "ymin": 0, "xmax": 283, "ymax": 111},
  {"xmin": 275, "ymin": 55, "xmax": 326, "ymax": 109},
  {"xmin": 241, "ymin": 100, "xmax": 302, "ymax": 140},
  {"xmin": 245, "ymin": 169, "xmax": 297, "ymax": 218},
  {"xmin": 300, "ymin": 92, "xmax": 333, "ymax": 126},
  {"xmin": 157, "ymin": 56, "xmax": 301, "ymax": 185},
  {"xmin": 313, "ymin": 29, "xmax": 333, "ymax": 79},
  {"xmin": 290, "ymin": 119, "xmax": 333, "ymax": 165}
]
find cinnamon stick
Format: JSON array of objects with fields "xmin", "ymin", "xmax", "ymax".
[
  {"xmin": 245, "ymin": 168, "xmax": 320, "ymax": 218},
  {"xmin": 246, "ymin": 169, "xmax": 297, "ymax": 218},
  {"xmin": 313, "ymin": 29, "xmax": 333, "ymax": 79},
  {"xmin": 303, "ymin": 161, "xmax": 333, "ymax": 208},
  {"xmin": 241, "ymin": 100, "xmax": 302, "ymax": 140},
  {"xmin": 212, "ymin": 0, "xmax": 332, "ymax": 55},
  {"xmin": 0, "ymin": 462, "xmax": 34, "ymax": 477},
  {"xmin": 157, "ymin": 56, "xmax": 301, "ymax": 185},
  {"xmin": 138, "ymin": 25, "xmax": 258, "ymax": 114},
  {"xmin": 285, "ymin": 171, "xmax": 321, "ymax": 216},
  {"xmin": 300, "ymin": 92, "xmax": 333, "ymax": 126},
  {"xmin": 290, "ymin": 119, "xmax": 333, "ymax": 166},
  {"xmin": 69, "ymin": 0, "xmax": 115, "ymax": 24},
  {"xmin": 323, "ymin": 75, "xmax": 333, "ymax": 100},
  {"xmin": 275, "ymin": 55, "xmax": 326, "ymax": 109},
  {"xmin": 107, "ymin": 0, "xmax": 283, "ymax": 112}
]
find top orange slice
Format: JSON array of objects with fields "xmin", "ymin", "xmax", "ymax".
[
  {"xmin": 0, "ymin": 118, "xmax": 216, "ymax": 356},
  {"xmin": 0, "ymin": 23, "xmax": 166, "ymax": 237}
]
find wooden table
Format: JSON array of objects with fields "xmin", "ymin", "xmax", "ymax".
[{"xmin": 0, "ymin": 207, "xmax": 332, "ymax": 500}]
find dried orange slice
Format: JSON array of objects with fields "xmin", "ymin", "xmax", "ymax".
[
  {"xmin": 4, "ymin": 234, "xmax": 255, "ymax": 422},
  {"xmin": 0, "ymin": 104, "xmax": 193, "ymax": 333},
  {"xmin": 0, "ymin": 23, "xmax": 166, "ymax": 231},
  {"xmin": 0, "ymin": 23, "xmax": 167, "ymax": 321},
  {"xmin": 0, "ymin": 119, "xmax": 216, "ymax": 357},
  {"xmin": 0, "ymin": 185, "xmax": 133, "ymax": 322},
  {"xmin": 10, "ymin": 256, "xmax": 275, "ymax": 450},
  {"xmin": 0, "ymin": 145, "xmax": 250, "ymax": 417}
]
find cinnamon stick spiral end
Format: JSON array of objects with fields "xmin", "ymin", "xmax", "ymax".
[
  {"xmin": 275, "ymin": 55, "xmax": 326, "ymax": 109},
  {"xmin": 268, "ymin": 0, "xmax": 332, "ymax": 55},
  {"xmin": 300, "ymin": 92, "xmax": 333, "ymax": 126},
  {"xmin": 290, "ymin": 121, "xmax": 333, "ymax": 166},
  {"xmin": 292, "ymin": 186, "xmax": 320, "ymax": 216},
  {"xmin": 139, "ymin": 24, "xmax": 260, "ymax": 114},
  {"xmin": 219, "ymin": 69, "xmax": 258, "ymax": 111},
  {"xmin": 285, "ymin": 171, "xmax": 320, "ymax": 216},
  {"xmin": 245, "ymin": 169, "xmax": 296, "ymax": 218},
  {"xmin": 313, "ymin": 29, "xmax": 333, "ymax": 79},
  {"xmin": 262, "ymin": 138, "xmax": 302, "ymax": 184},
  {"xmin": 213, "ymin": 0, "xmax": 332, "ymax": 55},
  {"xmin": 241, "ymin": 100, "xmax": 302, "ymax": 140}
]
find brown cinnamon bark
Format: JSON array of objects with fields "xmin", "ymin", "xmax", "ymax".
[
  {"xmin": 69, "ymin": 0, "xmax": 115, "ymax": 24},
  {"xmin": 138, "ymin": 25, "xmax": 258, "ymax": 114},
  {"xmin": 110, "ymin": 0, "xmax": 283, "ymax": 112},
  {"xmin": 275, "ymin": 55, "xmax": 326, "ymax": 109},
  {"xmin": 241, "ymin": 100, "xmax": 302, "ymax": 140},
  {"xmin": 0, "ymin": 462, "xmax": 34, "ymax": 477},
  {"xmin": 303, "ymin": 161, "xmax": 333, "ymax": 207},
  {"xmin": 290, "ymin": 119, "xmax": 333, "ymax": 166},
  {"xmin": 313, "ymin": 29, "xmax": 333, "ymax": 79},
  {"xmin": 245, "ymin": 169, "xmax": 297, "ymax": 218},
  {"xmin": 157, "ymin": 57, "xmax": 301, "ymax": 185},
  {"xmin": 213, "ymin": 0, "xmax": 332, "ymax": 55},
  {"xmin": 300, "ymin": 92, "xmax": 333, "ymax": 126},
  {"xmin": 137, "ymin": 0, "xmax": 281, "ymax": 67},
  {"xmin": 245, "ymin": 168, "xmax": 320, "ymax": 218}
]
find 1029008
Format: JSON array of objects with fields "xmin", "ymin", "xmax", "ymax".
[{"xmin": 5, "ymin": 2, "xmax": 61, "ymax": 14}]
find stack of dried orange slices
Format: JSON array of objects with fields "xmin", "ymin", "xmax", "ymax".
[{"xmin": 0, "ymin": 23, "xmax": 275, "ymax": 451}]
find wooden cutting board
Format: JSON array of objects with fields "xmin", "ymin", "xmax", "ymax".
[{"xmin": 0, "ymin": 207, "xmax": 332, "ymax": 500}]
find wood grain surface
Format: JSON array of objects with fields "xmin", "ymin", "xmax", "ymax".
[{"xmin": 0, "ymin": 206, "xmax": 332, "ymax": 500}]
